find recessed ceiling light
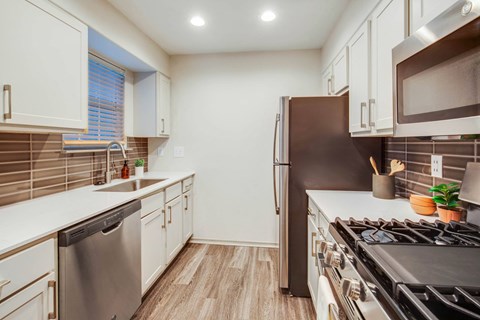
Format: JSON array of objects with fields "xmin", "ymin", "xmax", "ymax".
[
  {"xmin": 190, "ymin": 16, "xmax": 205, "ymax": 27},
  {"xmin": 261, "ymin": 11, "xmax": 276, "ymax": 22}
]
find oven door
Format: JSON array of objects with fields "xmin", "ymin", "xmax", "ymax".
[
  {"xmin": 316, "ymin": 252, "xmax": 345, "ymax": 320},
  {"xmin": 393, "ymin": 0, "xmax": 480, "ymax": 137}
]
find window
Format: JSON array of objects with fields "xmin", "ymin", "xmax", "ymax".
[{"xmin": 64, "ymin": 54, "xmax": 125, "ymax": 150}]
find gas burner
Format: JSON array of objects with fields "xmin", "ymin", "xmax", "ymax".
[
  {"xmin": 361, "ymin": 229, "xmax": 396, "ymax": 243},
  {"xmin": 335, "ymin": 218, "xmax": 480, "ymax": 247}
]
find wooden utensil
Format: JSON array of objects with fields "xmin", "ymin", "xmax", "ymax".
[
  {"xmin": 369, "ymin": 156, "xmax": 380, "ymax": 175},
  {"xmin": 389, "ymin": 159, "xmax": 405, "ymax": 176}
]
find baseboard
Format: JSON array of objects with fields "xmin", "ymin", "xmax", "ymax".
[{"xmin": 190, "ymin": 238, "xmax": 279, "ymax": 248}]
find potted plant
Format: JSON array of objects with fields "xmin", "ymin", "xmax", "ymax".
[
  {"xmin": 135, "ymin": 159, "xmax": 145, "ymax": 177},
  {"xmin": 429, "ymin": 182, "xmax": 463, "ymax": 222}
]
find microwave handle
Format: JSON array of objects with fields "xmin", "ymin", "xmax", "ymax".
[{"xmin": 360, "ymin": 102, "xmax": 367, "ymax": 128}]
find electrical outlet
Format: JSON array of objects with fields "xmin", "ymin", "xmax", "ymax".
[
  {"xmin": 174, "ymin": 146, "xmax": 185, "ymax": 158},
  {"xmin": 431, "ymin": 155, "xmax": 443, "ymax": 178}
]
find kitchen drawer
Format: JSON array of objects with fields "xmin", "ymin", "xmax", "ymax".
[
  {"xmin": 182, "ymin": 177, "xmax": 193, "ymax": 193},
  {"xmin": 308, "ymin": 198, "xmax": 319, "ymax": 221},
  {"xmin": 0, "ymin": 239, "xmax": 55, "ymax": 301},
  {"xmin": 141, "ymin": 191, "xmax": 165, "ymax": 218},
  {"xmin": 317, "ymin": 207, "xmax": 331, "ymax": 237},
  {"xmin": 165, "ymin": 183, "xmax": 181, "ymax": 203}
]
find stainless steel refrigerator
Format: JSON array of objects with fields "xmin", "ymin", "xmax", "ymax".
[{"xmin": 273, "ymin": 96, "xmax": 382, "ymax": 296}]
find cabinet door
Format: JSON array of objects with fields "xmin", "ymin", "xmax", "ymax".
[
  {"xmin": 157, "ymin": 73, "xmax": 171, "ymax": 137},
  {"xmin": 410, "ymin": 0, "xmax": 457, "ymax": 34},
  {"xmin": 333, "ymin": 47, "xmax": 349, "ymax": 94},
  {"xmin": 182, "ymin": 190, "xmax": 193, "ymax": 244},
  {"xmin": 307, "ymin": 216, "xmax": 319, "ymax": 311},
  {"xmin": 166, "ymin": 196, "xmax": 183, "ymax": 264},
  {"xmin": 349, "ymin": 21, "xmax": 371, "ymax": 133},
  {"xmin": 371, "ymin": 0, "xmax": 406, "ymax": 131},
  {"xmin": 141, "ymin": 209, "xmax": 166, "ymax": 295},
  {"xmin": 0, "ymin": 0, "xmax": 87, "ymax": 131},
  {"xmin": 0, "ymin": 272, "xmax": 56, "ymax": 320},
  {"xmin": 321, "ymin": 66, "xmax": 333, "ymax": 96}
]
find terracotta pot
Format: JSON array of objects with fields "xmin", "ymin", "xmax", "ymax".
[
  {"xmin": 410, "ymin": 203, "xmax": 436, "ymax": 216},
  {"xmin": 437, "ymin": 206, "xmax": 463, "ymax": 222}
]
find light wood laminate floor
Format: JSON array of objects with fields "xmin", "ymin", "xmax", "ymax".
[{"xmin": 133, "ymin": 243, "xmax": 316, "ymax": 320}]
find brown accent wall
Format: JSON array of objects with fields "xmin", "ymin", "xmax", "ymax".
[
  {"xmin": 384, "ymin": 137, "xmax": 479, "ymax": 197},
  {"xmin": 0, "ymin": 133, "xmax": 148, "ymax": 207}
]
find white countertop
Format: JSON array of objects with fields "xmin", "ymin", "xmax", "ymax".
[
  {"xmin": 306, "ymin": 190, "xmax": 437, "ymax": 222},
  {"xmin": 0, "ymin": 171, "xmax": 194, "ymax": 256}
]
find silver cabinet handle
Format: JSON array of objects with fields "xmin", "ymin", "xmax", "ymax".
[
  {"xmin": 368, "ymin": 99, "xmax": 375, "ymax": 127},
  {"xmin": 3, "ymin": 85, "xmax": 12, "ymax": 120},
  {"xmin": 168, "ymin": 206, "xmax": 172, "ymax": 223},
  {"xmin": 184, "ymin": 195, "xmax": 188, "ymax": 211},
  {"xmin": 48, "ymin": 280, "xmax": 57, "ymax": 319},
  {"xmin": 327, "ymin": 78, "xmax": 332, "ymax": 95},
  {"xmin": 331, "ymin": 75, "xmax": 335, "ymax": 94},
  {"xmin": 311, "ymin": 232, "xmax": 317, "ymax": 257},
  {"xmin": 360, "ymin": 102, "xmax": 367, "ymax": 128},
  {"xmin": 162, "ymin": 209, "xmax": 166, "ymax": 229},
  {"xmin": 0, "ymin": 279, "xmax": 11, "ymax": 289}
]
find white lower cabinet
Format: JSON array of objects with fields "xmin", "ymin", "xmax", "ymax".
[
  {"xmin": 0, "ymin": 238, "xmax": 57, "ymax": 319},
  {"xmin": 166, "ymin": 196, "xmax": 183, "ymax": 264},
  {"xmin": 307, "ymin": 215, "xmax": 319, "ymax": 311},
  {"xmin": 141, "ymin": 209, "xmax": 166, "ymax": 295},
  {"xmin": 0, "ymin": 272, "xmax": 56, "ymax": 320},
  {"xmin": 182, "ymin": 190, "xmax": 193, "ymax": 244}
]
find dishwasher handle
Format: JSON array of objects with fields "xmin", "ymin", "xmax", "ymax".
[{"xmin": 101, "ymin": 220, "xmax": 124, "ymax": 235}]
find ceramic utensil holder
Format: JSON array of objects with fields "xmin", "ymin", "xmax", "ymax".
[{"xmin": 372, "ymin": 174, "xmax": 395, "ymax": 199}]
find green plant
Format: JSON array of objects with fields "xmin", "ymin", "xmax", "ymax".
[
  {"xmin": 429, "ymin": 182, "xmax": 460, "ymax": 209},
  {"xmin": 134, "ymin": 159, "xmax": 145, "ymax": 167}
]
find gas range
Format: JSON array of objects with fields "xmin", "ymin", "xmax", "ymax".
[{"xmin": 321, "ymin": 218, "xmax": 480, "ymax": 320}]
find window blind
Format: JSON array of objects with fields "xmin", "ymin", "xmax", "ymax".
[{"xmin": 64, "ymin": 54, "xmax": 125, "ymax": 149}]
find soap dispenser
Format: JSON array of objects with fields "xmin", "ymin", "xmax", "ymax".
[{"xmin": 121, "ymin": 160, "xmax": 130, "ymax": 179}]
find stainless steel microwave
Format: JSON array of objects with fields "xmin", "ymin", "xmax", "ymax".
[{"xmin": 393, "ymin": 0, "xmax": 480, "ymax": 137}]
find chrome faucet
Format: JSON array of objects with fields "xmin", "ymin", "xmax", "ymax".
[{"xmin": 105, "ymin": 141, "xmax": 127, "ymax": 184}]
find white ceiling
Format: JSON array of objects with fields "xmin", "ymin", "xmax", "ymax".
[{"xmin": 108, "ymin": 0, "xmax": 350, "ymax": 55}]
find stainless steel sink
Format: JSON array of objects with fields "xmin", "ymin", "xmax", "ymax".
[{"xmin": 96, "ymin": 179, "xmax": 166, "ymax": 192}]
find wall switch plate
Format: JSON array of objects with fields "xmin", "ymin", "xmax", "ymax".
[
  {"xmin": 157, "ymin": 147, "xmax": 164, "ymax": 157},
  {"xmin": 174, "ymin": 146, "xmax": 185, "ymax": 158},
  {"xmin": 431, "ymin": 155, "xmax": 443, "ymax": 178}
]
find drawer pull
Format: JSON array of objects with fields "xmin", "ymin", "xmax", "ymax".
[
  {"xmin": 48, "ymin": 280, "xmax": 57, "ymax": 319},
  {"xmin": 311, "ymin": 232, "xmax": 317, "ymax": 257},
  {"xmin": 0, "ymin": 279, "xmax": 11, "ymax": 289},
  {"xmin": 184, "ymin": 195, "xmax": 188, "ymax": 211},
  {"xmin": 168, "ymin": 206, "xmax": 172, "ymax": 223}
]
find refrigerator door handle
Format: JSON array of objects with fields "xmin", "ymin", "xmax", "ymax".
[{"xmin": 273, "ymin": 114, "xmax": 280, "ymax": 215}]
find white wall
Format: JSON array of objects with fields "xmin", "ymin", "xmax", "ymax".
[
  {"xmin": 149, "ymin": 50, "xmax": 322, "ymax": 246},
  {"xmin": 49, "ymin": 0, "xmax": 170, "ymax": 76},
  {"xmin": 320, "ymin": 0, "xmax": 380, "ymax": 70}
]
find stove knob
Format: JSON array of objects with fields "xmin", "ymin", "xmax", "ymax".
[
  {"xmin": 319, "ymin": 241, "xmax": 334, "ymax": 254},
  {"xmin": 325, "ymin": 250, "xmax": 344, "ymax": 269},
  {"xmin": 340, "ymin": 278, "xmax": 361, "ymax": 301}
]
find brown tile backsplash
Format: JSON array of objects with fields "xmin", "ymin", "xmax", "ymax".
[
  {"xmin": 384, "ymin": 138, "xmax": 479, "ymax": 198},
  {"xmin": 0, "ymin": 133, "xmax": 148, "ymax": 207}
]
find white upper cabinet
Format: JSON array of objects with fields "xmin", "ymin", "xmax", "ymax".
[
  {"xmin": 134, "ymin": 72, "xmax": 171, "ymax": 137},
  {"xmin": 0, "ymin": 0, "xmax": 88, "ymax": 133},
  {"xmin": 321, "ymin": 66, "xmax": 333, "ymax": 96},
  {"xmin": 348, "ymin": 20, "xmax": 371, "ymax": 134},
  {"xmin": 349, "ymin": 0, "xmax": 406, "ymax": 136},
  {"xmin": 371, "ymin": 0, "xmax": 407, "ymax": 132},
  {"xmin": 410, "ymin": 0, "xmax": 457, "ymax": 34},
  {"xmin": 332, "ymin": 47, "xmax": 349, "ymax": 95}
]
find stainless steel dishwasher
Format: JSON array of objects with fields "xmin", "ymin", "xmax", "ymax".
[{"xmin": 59, "ymin": 200, "xmax": 141, "ymax": 320}]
